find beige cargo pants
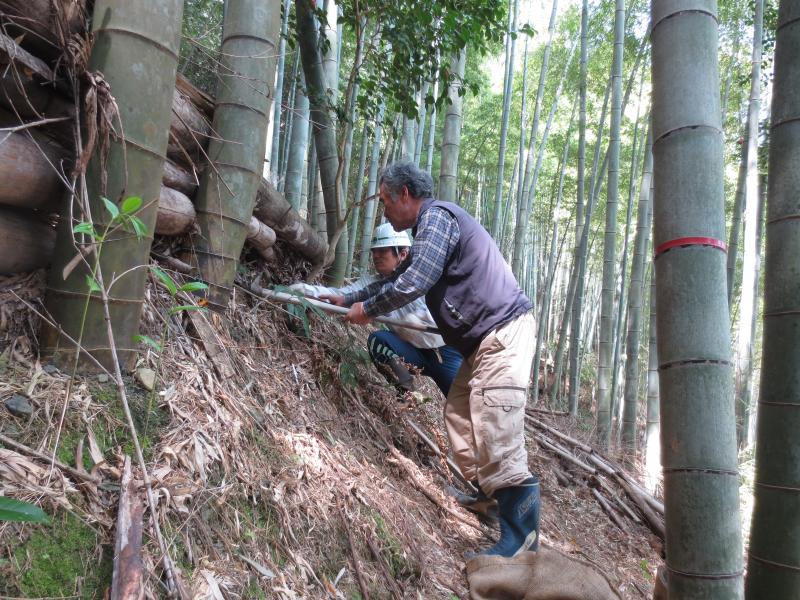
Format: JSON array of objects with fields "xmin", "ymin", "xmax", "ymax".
[{"xmin": 445, "ymin": 311, "xmax": 536, "ymax": 497}]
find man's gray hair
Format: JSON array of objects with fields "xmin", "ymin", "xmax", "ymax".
[{"xmin": 379, "ymin": 161, "xmax": 434, "ymax": 200}]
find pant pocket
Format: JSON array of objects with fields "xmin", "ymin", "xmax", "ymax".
[{"xmin": 479, "ymin": 386, "xmax": 526, "ymax": 460}]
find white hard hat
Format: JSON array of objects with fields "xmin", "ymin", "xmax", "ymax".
[{"xmin": 370, "ymin": 223, "xmax": 411, "ymax": 249}]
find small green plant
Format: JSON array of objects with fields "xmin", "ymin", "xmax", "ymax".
[
  {"xmin": 273, "ymin": 285, "xmax": 330, "ymax": 338},
  {"xmin": 135, "ymin": 266, "xmax": 208, "ymax": 432},
  {"xmin": 639, "ymin": 558, "xmax": 653, "ymax": 582},
  {"xmin": 0, "ymin": 497, "xmax": 48, "ymax": 523},
  {"xmin": 73, "ymin": 196, "xmax": 147, "ymax": 294}
]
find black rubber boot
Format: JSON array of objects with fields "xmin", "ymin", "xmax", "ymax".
[
  {"xmin": 466, "ymin": 476, "xmax": 540, "ymax": 560},
  {"xmin": 386, "ymin": 357, "xmax": 415, "ymax": 392},
  {"xmin": 448, "ymin": 481, "xmax": 498, "ymax": 522}
]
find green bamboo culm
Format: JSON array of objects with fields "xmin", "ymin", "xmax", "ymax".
[
  {"xmin": 438, "ymin": 49, "xmax": 466, "ymax": 204},
  {"xmin": 651, "ymin": 1, "xmax": 744, "ymax": 598},
  {"xmin": 745, "ymin": 1, "xmax": 800, "ymax": 596},
  {"xmin": 191, "ymin": 0, "xmax": 280, "ymax": 311},
  {"xmin": 41, "ymin": 1, "xmax": 183, "ymax": 371}
]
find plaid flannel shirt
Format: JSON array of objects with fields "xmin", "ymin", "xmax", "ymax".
[{"xmin": 343, "ymin": 206, "xmax": 460, "ymax": 317}]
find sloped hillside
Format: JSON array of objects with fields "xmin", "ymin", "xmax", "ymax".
[{"xmin": 0, "ymin": 267, "xmax": 661, "ymax": 599}]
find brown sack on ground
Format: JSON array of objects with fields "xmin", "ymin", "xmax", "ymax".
[{"xmin": 467, "ymin": 547, "xmax": 623, "ymax": 600}]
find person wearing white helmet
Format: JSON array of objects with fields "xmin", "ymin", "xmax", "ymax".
[{"xmin": 290, "ymin": 222, "xmax": 462, "ymax": 396}]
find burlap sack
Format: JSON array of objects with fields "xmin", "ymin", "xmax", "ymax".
[{"xmin": 466, "ymin": 547, "xmax": 623, "ymax": 600}]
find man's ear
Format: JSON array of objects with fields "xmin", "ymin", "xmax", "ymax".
[{"xmin": 399, "ymin": 248, "xmax": 410, "ymax": 260}]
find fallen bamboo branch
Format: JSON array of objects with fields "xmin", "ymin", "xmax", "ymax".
[
  {"xmin": 110, "ymin": 456, "xmax": 145, "ymax": 600},
  {"xmin": 526, "ymin": 414, "xmax": 594, "ymax": 453},
  {"xmin": 614, "ymin": 475, "xmax": 665, "ymax": 539},
  {"xmin": 524, "ymin": 416, "xmax": 665, "ymax": 539},
  {"xmin": 526, "ymin": 426, "xmax": 597, "ymax": 475},
  {"xmin": 340, "ymin": 387, "xmax": 484, "ymax": 534},
  {"xmin": 529, "ymin": 408, "xmax": 570, "ymax": 416},
  {"xmin": 591, "ymin": 476, "xmax": 641, "ymax": 524},
  {"xmin": 364, "ymin": 529, "xmax": 404, "ymax": 600},
  {"xmin": 251, "ymin": 284, "xmax": 441, "ymax": 334},
  {"xmin": 403, "ymin": 417, "xmax": 473, "ymax": 490},
  {"xmin": 0, "ymin": 432, "xmax": 100, "ymax": 484},
  {"xmin": 339, "ymin": 502, "xmax": 370, "ymax": 600},
  {"xmin": 591, "ymin": 488, "xmax": 626, "ymax": 531}
]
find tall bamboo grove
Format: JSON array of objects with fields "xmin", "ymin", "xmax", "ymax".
[{"xmin": 651, "ymin": 0, "xmax": 744, "ymax": 597}]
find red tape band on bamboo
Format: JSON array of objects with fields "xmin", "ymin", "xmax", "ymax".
[{"xmin": 654, "ymin": 236, "xmax": 727, "ymax": 258}]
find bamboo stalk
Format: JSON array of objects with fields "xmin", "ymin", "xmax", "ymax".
[
  {"xmin": 42, "ymin": 0, "xmax": 184, "ymax": 371},
  {"xmin": 190, "ymin": 0, "xmax": 280, "ymax": 311},
  {"xmin": 250, "ymin": 285, "xmax": 441, "ymax": 334}
]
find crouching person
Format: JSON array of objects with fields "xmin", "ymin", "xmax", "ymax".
[{"xmin": 291, "ymin": 223, "xmax": 462, "ymax": 397}]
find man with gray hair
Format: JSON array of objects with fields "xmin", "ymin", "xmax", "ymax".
[{"xmin": 324, "ymin": 161, "xmax": 540, "ymax": 559}]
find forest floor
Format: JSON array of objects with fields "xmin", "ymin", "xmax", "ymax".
[{"xmin": 0, "ymin": 264, "xmax": 662, "ymax": 599}]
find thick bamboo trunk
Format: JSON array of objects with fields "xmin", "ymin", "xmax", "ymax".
[
  {"xmin": 745, "ymin": 1, "xmax": 800, "ymax": 596},
  {"xmin": 284, "ymin": 73, "xmax": 311, "ymax": 211},
  {"xmin": 269, "ymin": 0, "xmax": 291, "ymax": 182},
  {"xmin": 295, "ymin": 0, "xmax": 343, "ymax": 283},
  {"xmin": 0, "ymin": 206, "xmax": 55, "ymax": 275},
  {"xmin": 42, "ymin": 0, "xmax": 184, "ymax": 371},
  {"xmin": 511, "ymin": 0, "xmax": 558, "ymax": 278},
  {"xmin": 595, "ymin": 0, "xmax": 625, "ymax": 449},
  {"xmin": 652, "ymin": 0, "xmax": 744, "ymax": 596},
  {"xmin": 734, "ymin": 0, "xmax": 764, "ymax": 449},
  {"xmin": 567, "ymin": 0, "xmax": 589, "ymax": 415},
  {"xmin": 491, "ymin": 0, "xmax": 519, "ymax": 240},
  {"xmin": 514, "ymin": 40, "xmax": 576, "ymax": 278},
  {"xmin": 532, "ymin": 106, "xmax": 574, "ymax": 407},
  {"xmin": 621, "ymin": 129, "xmax": 653, "ymax": 454},
  {"xmin": 345, "ymin": 124, "xmax": 370, "ymax": 277},
  {"xmin": 0, "ymin": 23, "xmax": 325, "ymax": 267},
  {"xmin": 438, "ymin": 49, "xmax": 466, "ymax": 203},
  {"xmin": 358, "ymin": 103, "xmax": 385, "ymax": 273},
  {"xmin": 644, "ymin": 276, "xmax": 660, "ymax": 492},
  {"xmin": 190, "ymin": 0, "xmax": 280, "ymax": 311}
]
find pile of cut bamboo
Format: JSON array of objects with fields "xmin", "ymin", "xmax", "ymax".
[{"xmin": 0, "ymin": 3, "xmax": 326, "ymax": 277}]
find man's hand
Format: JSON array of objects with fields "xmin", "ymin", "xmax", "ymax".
[
  {"xmin": 345, "ymin": 302, "xmax": 373, "ymax": 325},
  {"xmin": 319, "ymin": 294, "xmax": 347, "ymax": 306}
]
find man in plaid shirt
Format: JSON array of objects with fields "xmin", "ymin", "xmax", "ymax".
[{"xmin": 325, "ymin": 162, "xmax": 541, "ymax": 560}]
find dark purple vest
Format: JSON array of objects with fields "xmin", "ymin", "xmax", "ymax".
[{"xmin": 415, "ymin": 198, "xmax": 532, "ymax": 357}]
